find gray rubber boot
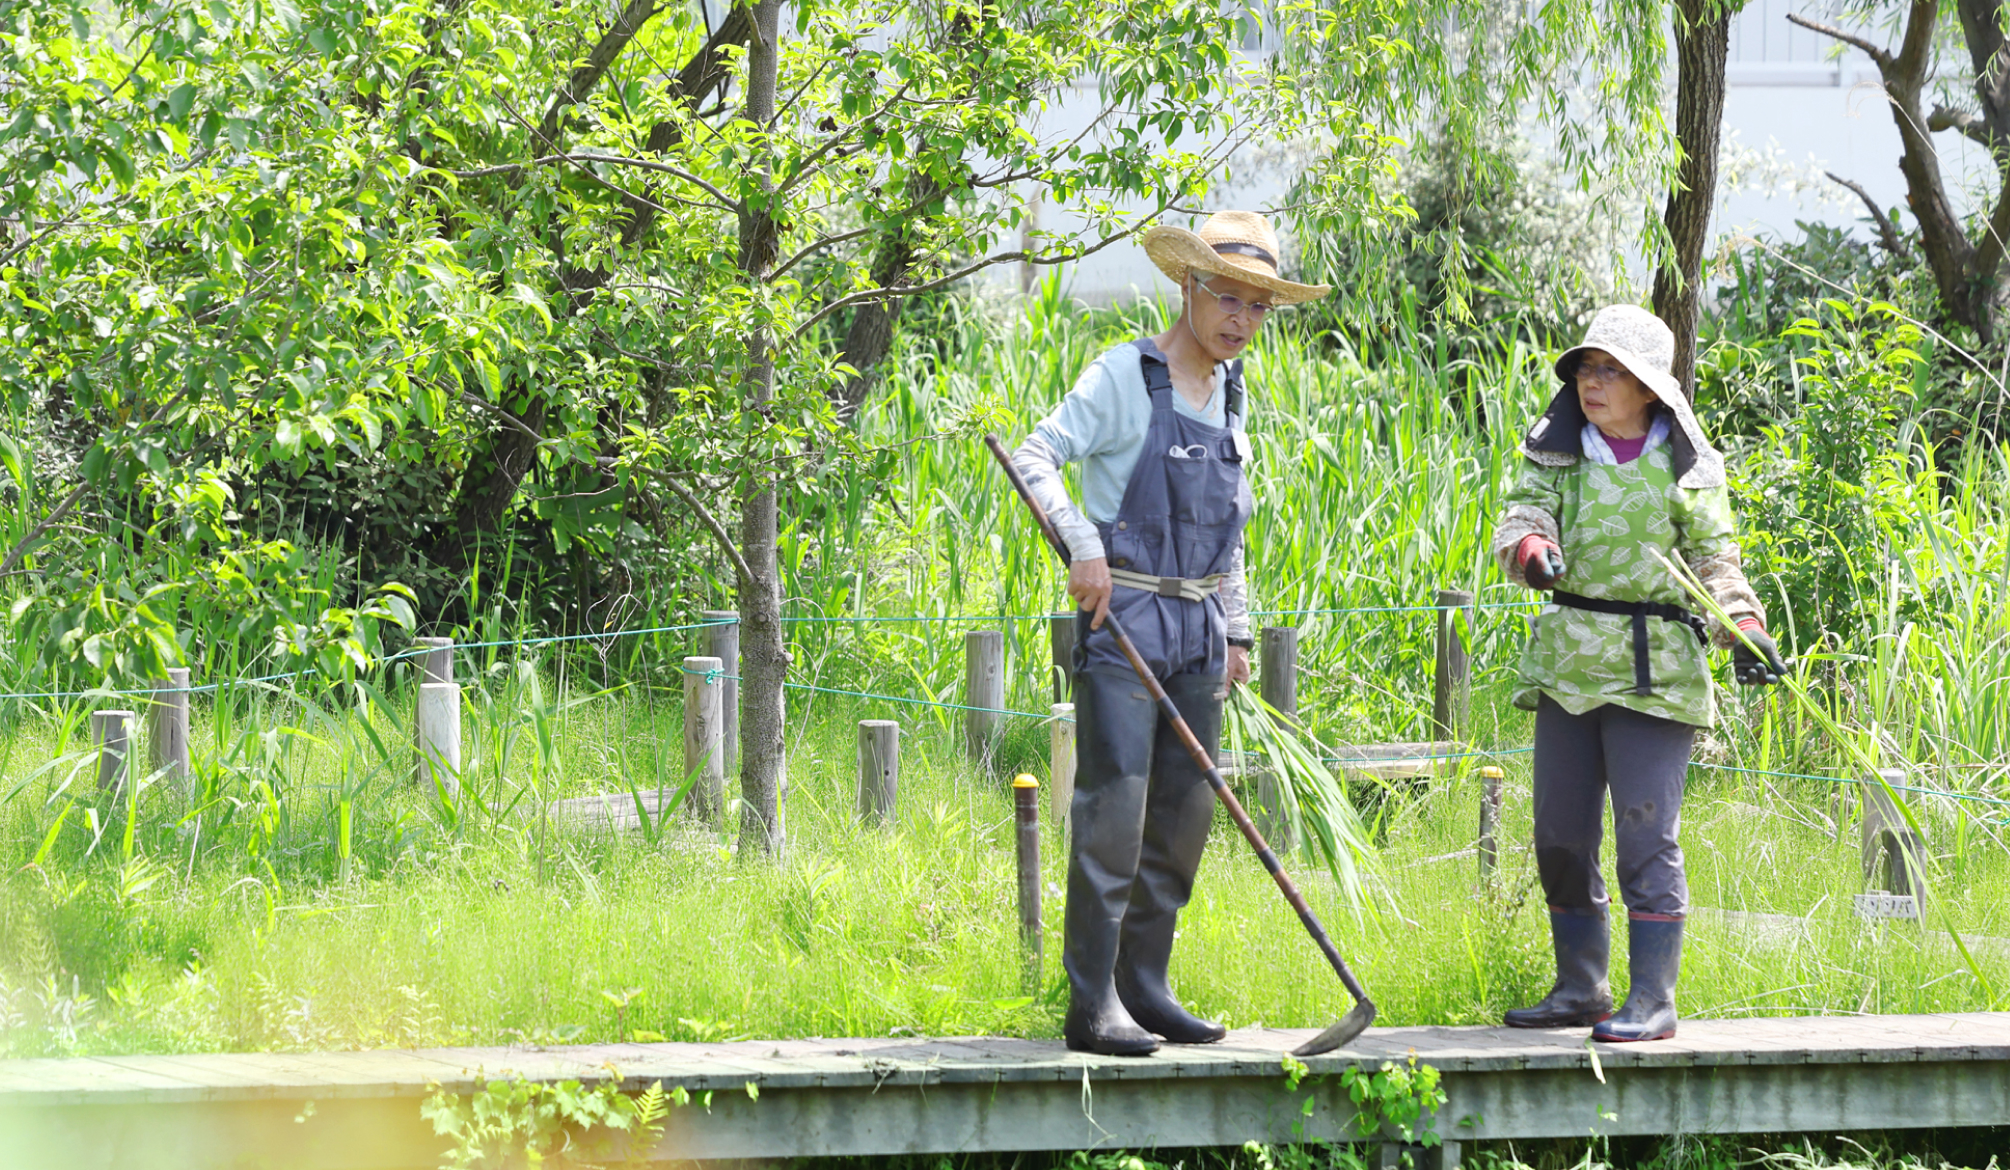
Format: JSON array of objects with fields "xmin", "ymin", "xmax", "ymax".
[
  {"xmin": 1593, "ymin": 917, "xmax": 1682, "ymax": 1042},
  {"xmin": 1062, "ymin": 670, "xmax": 1159, "ymax": 1057},
  {"xmin": 1115, "ymin": 673, "xmax": 1226, "ymax": 1044},
  {"xmin": 1503, "ymin": 909, "xmax": 1613, "ymax": 1028}
]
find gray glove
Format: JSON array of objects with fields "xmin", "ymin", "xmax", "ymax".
[{"xmin": 1733, "ymin": 623, "xmax": 1790, "ymax": 686}]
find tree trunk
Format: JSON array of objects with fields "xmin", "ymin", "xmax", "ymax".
[
  {"xmin": 445, "ymin": 394, "xmax": 546, "ymax": 561},
  {"xmin": 833, "ymin": 175, "xmax": 942, "ymax": 417},
  {"xmin": 1796, "ymin": 4, "xmax": 1992, "ymax": 339},
  {"xmin": 1651, "ymin": 0, "xmax": 1732, "ymax": 402},
  {"xmin": 735, "ymin": 0, "xmax": 788, "ymax": 860},
  {"xmin": 435, "ymin": 6, "xmax": 743, "ymax": 567}
]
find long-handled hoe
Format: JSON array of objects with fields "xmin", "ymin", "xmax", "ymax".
[{"xmin": 985, "ymin": 434, "xmax": 1377, "ymax": 1056}]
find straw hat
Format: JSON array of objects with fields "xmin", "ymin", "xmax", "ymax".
[{"xmin": 1142, "ymin": 211, "xmax": 1331, "ymax": 305}]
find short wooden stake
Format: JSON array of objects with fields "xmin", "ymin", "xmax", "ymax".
[
  {"xmin": 1013, "ymin": 774, "xmax": 1042, "ymax": 969},
  {"xmin": 1432, "ymin": 589, "xmax": 1474, "ymax": 744},
  {"xmin": 1049, "ymin": 611, "xmax": 1076, "ymax": 703},
  {"xmin": 1477, "ymin": 765, "xmax": 1505, "ymax": 883},
  {"xmin": 1255, "ymin": 766, "xmax": 1297, "ymax": 854},
  {"xmin": 1861, "ymin": 768, "xmax": 1927, "ymax": 911},
  {"xmin": 149, "ymin": 668, "xmax": 191, "ymax": 795},
  {"xmin": 684, "ymin": 656, "xmax": 726, "ymax": 826},
  {"xmin": 1259, "ymin": 626, "xmax": 1298, "ymax": 726},
  {"xmin": 701, "ymin": 610, "xmax": 740, "ymax": 778},
  {"xmin": 93, "ymin": 710, "xmax": 135, "ymax": 796},
  {"xmin": 411, "ymin": 636, "xmax": 454, "ymax": 787},
  {"xmin": 964, "ymin": 629, "xmax": 1004, "ymax": 767},
  {"xmin": 858, "ymin": 720, "xmax": 899, "ymax": 824},
  {"xmin": 1049, "ymin": 703, "xmax": 1075, "ymax": 831},
  {"xmin": 415, "ymin": 683, "xmax": 461, "ymax": 798}
]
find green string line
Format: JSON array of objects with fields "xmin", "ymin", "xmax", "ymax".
[
  {"xmin": 1688, "ymin": 760, "xmax": 2010, "ymax": 810},
  {"xmin": 679, "ymin": 665, "xmax": 1069, "ymax": 722}
]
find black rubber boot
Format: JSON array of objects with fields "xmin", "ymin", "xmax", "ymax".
[
  {"xmin": 1504, "ymin": 909, "xmax": 1613, "ymax": 1028},
  {"xmin": 1115, "ymin": 672, "xmax": 1227, "ymax": 1045},
  {"xmin": 1062, "ymin": 670, "xmax": 1159, "ymax": 1056},
  {"xmin": 1593, "ymin": 917, "xmax": 1682, "ymax": 1042}
]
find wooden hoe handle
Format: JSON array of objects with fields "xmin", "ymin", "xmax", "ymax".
[{"xmin": 983, "ymin": 433, "xmax": 1375, "ymax": 1013}]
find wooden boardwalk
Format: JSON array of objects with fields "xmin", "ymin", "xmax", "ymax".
[{"xmin": 4, "ymin": 1014, "xmax": 2009, "ymax": 1169}]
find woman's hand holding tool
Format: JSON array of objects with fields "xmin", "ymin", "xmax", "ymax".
[
  {"xmin": 1732, "ymin": 618, "xmax": 1791, "ymax": 685},
  {"xmin": 1517, "ymin": 535, "xmax": 1567, "ymax": 589}
]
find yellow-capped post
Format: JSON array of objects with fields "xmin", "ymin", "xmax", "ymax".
[{"xmin": 1013, "ymin": 775, "xmax": 1041, "ymax": 971}]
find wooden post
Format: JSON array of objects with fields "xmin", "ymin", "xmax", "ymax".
[
  {"xmin": 1013, "ymin": 774, "xmax": 1042, "ymax": 968},
  {"xmin": 1253, "ymin": 626, "xmax": 1300, "ymax": 852},
  {"xmin": 1432, "ymin": 590, "xmax": 1474, "ymax": 743},
  {"xmin": 1049, "ymin": 611, "xmax": 1076, "ymax": 703},
  {"xmin": 1259, "ymin": 626, "xmax": 1298, "ymax": 726},
  {"xmin": 964, "ymin": 629, "xmax": 1004, "ymax": 767},
  {"xmin": 93, "ymin": 710, "xmax": 135, "ymax": 796},
  {"xmin": 414, "ymin": 636, "xmax": 454, "ymax": 685},
  {"xmin": 701, "ymin": 610, "xmax": 740, "ymax": 778},
  {"xmin": 149, "ymin": 668, "xmax": 191, "ymax": 795},
  {"xmin": 1477, "ymin": 765, "xmax": 1505, "ymax": 883},
  {"xmin": 1861, "ymin": 768, "xmax": 1927, "ymax": 908},
  {"xmin": 415, "ymin": 683, "xmax": 462, "ymax": 798},
  {"xmin": 858, "ymin": 720, "xmax": 899, "ymax": 824},
  {"xmin": 684, "ymin": 656, "xmax": 726, "ymax": 826},
  {"xmin": 1049, "ymin": 703, "xmax": 1075, "ymax": 831},
  {"xmin": 411, "ymin": 636, "xmax": 453, "ymax": 787}
]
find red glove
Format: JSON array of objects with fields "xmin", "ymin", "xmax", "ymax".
[{"xmin": 1516, "ymin": 535, "xmax": 1566, "ymax": 590}]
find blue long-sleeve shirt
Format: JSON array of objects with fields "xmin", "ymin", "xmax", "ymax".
[{"xmin": 1009, "ymin": 340, "xmax": 1251, "ymax": 641}]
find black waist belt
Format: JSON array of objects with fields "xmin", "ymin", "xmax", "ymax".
[{"xmin": 1552, "ymin": 591, "xmax": 1710, "ymax": 696}]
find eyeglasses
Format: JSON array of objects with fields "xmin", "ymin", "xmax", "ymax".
[
  {"xmin": 1194, "ymin": 276, "xmax": 1274, "ymax": 321},
  {"xmin": 1577, "ymin": 359, "xmax": 1634, "ymax": 385}
]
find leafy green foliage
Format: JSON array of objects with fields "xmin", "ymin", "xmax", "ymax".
[
  {"xmin": 1730, "ymin": 301, "xmax": 1923, "ymax": 650},
  {"xmin": 421, "ymin": 1076, "xmax": 672, "ymax": 1169},
  {"xmin": 1280, "ymin": 1052, "xmax": 1447, "ymax": 1148}
]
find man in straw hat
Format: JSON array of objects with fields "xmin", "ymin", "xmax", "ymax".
[{"xmin": 1011, "ymin": 210, "xmax": 1329, "ymax": 1055}]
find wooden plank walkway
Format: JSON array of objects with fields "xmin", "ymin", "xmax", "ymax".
[{"xmin": 3, "ymin": 1014, "xmax": 2008, "ymax": 1169}]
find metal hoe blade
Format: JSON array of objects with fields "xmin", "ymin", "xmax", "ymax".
[{"xmin": 1291, "ymin": 999, "xmax": 1377, "ymax": 1057}]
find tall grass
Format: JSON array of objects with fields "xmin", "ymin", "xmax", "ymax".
[{"xmin": 7, "ymin": 283, "xmax": 2010, "ymax": 1060}]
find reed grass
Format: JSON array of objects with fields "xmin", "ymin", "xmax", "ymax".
[
  {"xmin": 6, "ymin": 285, "xmax": 2010, "ymax": 1074},
  {"xmin": 3, "ymin": 680, "xmax": 2007, "ymax": 1060}
]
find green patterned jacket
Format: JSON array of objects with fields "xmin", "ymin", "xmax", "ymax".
[{"xmin": 1492, "ymin": 438, "xmax": 1764, "ymax": 729}]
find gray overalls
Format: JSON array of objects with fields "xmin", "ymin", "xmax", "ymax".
[{"xmin": 1063, "ymin": 337, "xmax": 1251, "ymax": 1047}]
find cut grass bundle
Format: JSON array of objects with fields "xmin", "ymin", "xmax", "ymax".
[{"xmin": 1222, "ymin": 687, "xmax": 1391, "ymax": 925}]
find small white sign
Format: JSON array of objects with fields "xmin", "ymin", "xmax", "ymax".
[{"xmin": 1854, "ymin": 892, "xmax": 1920, "ymax": 920}]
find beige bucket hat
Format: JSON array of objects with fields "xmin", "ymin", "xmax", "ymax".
[
  {"xmin": 1142, "ymin": 210, "xmax": 1331, "ymax": 305},
  {"xmin": 1553, "ymin": 303, "xmax": 1681, "ymax": 400},
  {"xmin": 1522, "ymin": 304, "xmax": 1725, "ymax": 490}
]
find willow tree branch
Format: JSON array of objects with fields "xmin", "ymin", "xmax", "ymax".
[
  {"xmin": 1928, "ymin": 104, "xmax": 1999, "ymax": 151},
  {"xmin": 1785, "ymin": 12, "xmax": 1894, "ymax": 71},
  {"xmin": 1825, "ymin": 171, "xmax": 1911, "ymax": 257}
]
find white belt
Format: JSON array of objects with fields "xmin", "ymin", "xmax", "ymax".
[{"xmin": 1108, "ymin": 568, "xmax": 1223, "ymax": 602}]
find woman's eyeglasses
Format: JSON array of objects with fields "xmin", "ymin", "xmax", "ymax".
[
  {"xmin": 1577, "ymin": 359, "xmax": 1634, "ymax": 385},
  {"xmin": 1194, "ymin": 276, "xmax": 1275, "ymax": 321}
]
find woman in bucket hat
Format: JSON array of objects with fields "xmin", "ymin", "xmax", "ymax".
[
  {"xmin": 1010, "ymin": 211, "xmax": 1328, "ymax": 1055},
  {"xmin": 1491, "ymin": 304, "xmax": 1791, "ymax": 1042}
]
